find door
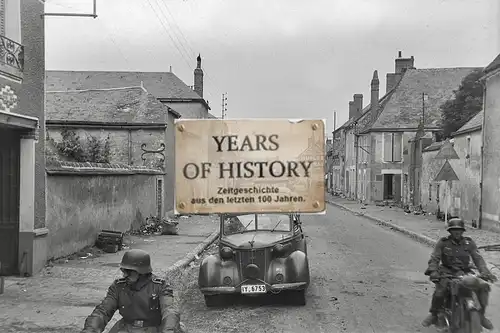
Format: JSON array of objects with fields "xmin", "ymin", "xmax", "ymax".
[
  {"xmin": 383, "ymin": 174, "xmax": 394, "ymax": 200},
  {"xmin": 0, "ymin": 129, "xmax": 20, "ymax": 276}
]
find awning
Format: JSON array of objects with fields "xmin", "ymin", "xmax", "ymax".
[{"xmin": 0, "ymin": 110, "xmax": 38, "ymax": 129}]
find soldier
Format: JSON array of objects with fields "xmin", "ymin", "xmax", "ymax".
[
  {"xmin": 422, "ymin": 218, "xmax": 497, "ymax": 330},
  {"xmin": 81, "ymin": 249, "xmax": 185, "ymax": 333}
]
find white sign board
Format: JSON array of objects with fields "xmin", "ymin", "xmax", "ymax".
[{"xmin": 174, "ymin": 119, "xmax": 326, "ymax": 214}]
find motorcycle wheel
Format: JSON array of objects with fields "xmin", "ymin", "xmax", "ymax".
[{"xmin": 468, "ymin": 310, "xmax": 482, "ymax": 333}]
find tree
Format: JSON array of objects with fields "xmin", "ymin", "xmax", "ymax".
[{"xmin": 439, "ymin": 69, "xmax": 484, "ymax": 140}]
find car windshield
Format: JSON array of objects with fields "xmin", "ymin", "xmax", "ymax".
[{"xmin": 223, "ymin": 213, "xmax": 292, "ymax": 235}]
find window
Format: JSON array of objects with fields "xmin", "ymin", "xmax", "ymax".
[
  {"xmin": 1, "ymin": 0, "xmax": 21, "ymax": 42},
  {"xmin": 428, "ymin": 184, "xmax": 432, "ymax": 201},
  {"xmin": 383, "ymin": 132, "xmax": 402, "ymax": 162}
]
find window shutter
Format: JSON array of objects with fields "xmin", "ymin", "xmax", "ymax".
[
  {"xmin": 383, "ymin": 133, "xmax": 392, "ymax": 161},
  {"xmin": 0, "ymin": 0, "xmax": 5, "ymax": 37},
  {"xmin": 393, "ymin": 133, "xmax": 402, "ymax": 162}
]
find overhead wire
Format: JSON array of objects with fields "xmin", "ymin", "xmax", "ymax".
[
  {"xmin": 157, "ymin": 0, "xmax": 222, "ymax": 93},
  {"xmin": 153, "ymin": 0, "xmax": 222, "ymax": 103}
]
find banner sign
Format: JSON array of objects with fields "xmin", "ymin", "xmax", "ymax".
[{"xmin": 174, "ymin": 119, "xmax": 326, "ymax": 214}]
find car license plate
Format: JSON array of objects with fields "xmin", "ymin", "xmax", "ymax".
[{"xmin": 241, "ymin": 284, "xmax": 266, "ymax": 294}]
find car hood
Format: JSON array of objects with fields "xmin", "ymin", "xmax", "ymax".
[{"xmin": 221, "ymin": 232, "xmax": 293, "ymax": 249}]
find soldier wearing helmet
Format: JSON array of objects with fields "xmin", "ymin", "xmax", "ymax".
[
  {"xmin": 81, "ymin": 249, "xmax": 185, "ymax": 333},
  {"xmin": 422, "ymin": 218, "xmax": 497, "ymax": 330}
]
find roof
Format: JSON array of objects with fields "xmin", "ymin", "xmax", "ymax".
[
  {"xmin": 46, "ymin": 70, "xmax": 210, "ymax": 109},
  {"xmin": 46, "ymin": 86, "xmax": 177, "ymax": 124},
  {"xmin": 484, "ymin": 53, "xmax": 500, "ymax": 74},
  {"xmin": 452, "ymin": 110, "xmax": 483, "ymax": 136},
  {"xmin": 369, "ymin": 67, "xmax": 480, "ymax": 130},
  {"xmin": 423, "ymin": 141, "xmax": 445, "ymax": 152}
]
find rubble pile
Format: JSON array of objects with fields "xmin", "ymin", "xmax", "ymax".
[{"xmin": 129, "ymin": 216, "xmax": 180, "ymax": 236}]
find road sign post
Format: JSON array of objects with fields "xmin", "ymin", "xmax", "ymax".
[{"xmin": 433, "ymin": 140, "xmax": 460, "ymax": 225}]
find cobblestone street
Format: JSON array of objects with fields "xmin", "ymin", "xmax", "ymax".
[{"xmin": 0, "ymin": 215, "xmax": 218, "ymax": 333}]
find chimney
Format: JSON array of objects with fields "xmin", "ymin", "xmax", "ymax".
[
  {"xmin": 353, "ymin": 94, "xmax": 363, "ymax": 116},
  {"xmin": 349, "ymin": 101, "xmax": 356, "ymax": 119},
  {"xmin": 386, "ymin": 51, "xmax": 415, "ymax": 93},
  {"xmin": 194, "ymin": 54, "xmax": 204, "ymax": 98},
  {"xmin": 395, "ymin": 50, "xmax": 415, "ymax": 74},
  {"xmin": 370, "ymin": 70, "xmax": 379, "ymax": 119}
]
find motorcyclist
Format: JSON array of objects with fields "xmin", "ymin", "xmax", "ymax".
[
  {"xmin": 422, "ymin": 218, "xmax": 497, "ymax": 330},
  {"xmin": 81, "ymin": 249, "xmax": 185, "ymax": 333}
]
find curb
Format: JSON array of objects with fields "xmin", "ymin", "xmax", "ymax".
[
  {"xmin": 164, "ymin": 230, "xmax": 220, "ymax": 279},
  {"xmin": 326, "ymin": 200, "xmax": 499, "ymax": 276}
]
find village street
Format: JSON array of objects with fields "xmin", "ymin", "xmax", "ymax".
[
  {"xmin": 0, "ymin": 215, "xmax": 219, "ymax": 333},
  {"xmin": 180, "ymin": 202, "xmax": 500, "ymax": 333}
]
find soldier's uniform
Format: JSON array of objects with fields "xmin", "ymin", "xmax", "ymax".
[
  {"xmin": 422, "ymin": 218, "xmax": 495, "ymax": 330},
  {"xmin": 81, "ymin": 249, "xmax": 184, "ymax": 333}
]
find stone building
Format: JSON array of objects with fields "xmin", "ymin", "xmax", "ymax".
[{"xmin": 479, "ymin": 53, "xmax": 500, "ymax": 231}]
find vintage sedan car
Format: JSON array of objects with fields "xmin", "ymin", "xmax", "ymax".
[{"xmin": 198, "ymin": 212, "xmax": 310, "ymax": 307}]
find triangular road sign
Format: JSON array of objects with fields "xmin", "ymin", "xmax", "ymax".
[
  {"xmin": 434, "ymin": 160, "xmax": 459, "ymax": 182},
  {"xmin": 434, "ymin": 141, "xmax": 459, "ymax": 160}
]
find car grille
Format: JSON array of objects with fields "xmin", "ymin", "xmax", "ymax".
[{"xmin": 237, "ymin": 248, "xmax": 268, "ymax": 280}]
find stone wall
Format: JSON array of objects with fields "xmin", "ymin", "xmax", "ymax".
[{"xmin": 45, "ymin": 161, "xmax": 163, "ymax": 260}]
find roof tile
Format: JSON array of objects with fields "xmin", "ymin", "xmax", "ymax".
[
  {"xmin": 46, "ymin": 70, "xmax": 203, "ymax": 100},
  {"xmin": 370, "ymin": 68, "xmax": 480, "ymax": 130},
  {"xmin": 46, "ymin": 87, "xmax": 170, "ymax": 124}
]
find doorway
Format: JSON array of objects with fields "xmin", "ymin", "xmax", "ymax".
[
  {"xmin": 0, "ymin": 129, "xmax": 21, "ymax": 275},
  {"xmin": 383, "ymin": 174, "xmax": 394, "ymax": 200}
]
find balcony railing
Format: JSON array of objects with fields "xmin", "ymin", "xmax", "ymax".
[{"xmin": 0, "ymin": 35, "xmax": 24, "ymax": 72}]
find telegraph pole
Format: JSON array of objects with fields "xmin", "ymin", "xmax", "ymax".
[{"xmin": 221, "ymin": 93, "xmax": 227, "ymax": 119}]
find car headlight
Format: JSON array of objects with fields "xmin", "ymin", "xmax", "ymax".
[{"xmin": 220, "ymin": 246, "xmax": 234, "ymax": 260}]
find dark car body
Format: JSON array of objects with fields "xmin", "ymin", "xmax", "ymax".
[{"xmin": 198, "ymin": 212, "xmax": 310, "ymax": 306}]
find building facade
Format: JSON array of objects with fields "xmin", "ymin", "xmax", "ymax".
[
  {"xmin": 480, "ymin": 53, "xmax": 500, "ymax": 232},
  {"xmin": 0, "ymin": 0, "xmax": 47, "ymax": 276}
]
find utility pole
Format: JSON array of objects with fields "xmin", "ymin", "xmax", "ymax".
[
  {"xmin": 332, "ymin": 111, "xmax": 337, "ymax": 192},
  {"xmin": 354, "ymin": 121, "xmax": 359, "ymax": 201},
  {"xmin": 221, "ymin": 93, "xmax": 227, "ymax": 119}
]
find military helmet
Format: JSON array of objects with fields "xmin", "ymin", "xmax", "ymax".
[
  {"xmin": 120, "ymin": 249, "xmax": 152, "ymax": 274},
  {"xmin": 447, "ymin": 218, "xmax": 465, "ymax": 231}
]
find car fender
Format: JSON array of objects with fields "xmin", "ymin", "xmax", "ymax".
[
  {"xmin": 267, "ymin": 250, "xmax": 310, "ymax": 284},
  {"xmin": 198, "ymin": 254, "xmax": 241, "ymax": 288}
]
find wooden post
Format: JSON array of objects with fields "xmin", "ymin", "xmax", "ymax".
[{"xmin": 445, "ymin": 180, "xmax": 448, "ymax": 225}]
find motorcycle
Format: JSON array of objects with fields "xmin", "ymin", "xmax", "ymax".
[{"xmin": 435, "ymin": 272, "xmax": 494, "ymax": 333}]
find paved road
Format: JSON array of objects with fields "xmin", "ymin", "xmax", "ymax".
[{"xmin": 180, "ymin": 204, "xmax": 500, "ymax": 333}]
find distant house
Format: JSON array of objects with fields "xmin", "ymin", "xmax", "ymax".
[
  {"xmin": 46, "ymin": 55, "xmax": 216, "ymax": 119},
  {"xmin": 335, "ymin": 51, "xmax": 479, "ymax": 206},
  {"xmin": 479, "ymin": 53, "xmax": 500, "ymax": 232},
  {"xmin": 45, "ymin": 86, "xmax": 181, "ymax": 213},
  {"xmin": 357, "ymin": 59, "xmax": 478, "ymax": 206},
  {"xmin": 328, "ymin": 129, "xmax": 344, "ymax": 193},
  {"xmin": 420, "ymin": 111, "xmax": 483, "ymax": 226}
]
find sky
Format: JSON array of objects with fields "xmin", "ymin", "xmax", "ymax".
[{"xmin": 44, "ymin": 0, "xmax": 500, "ymax": 137}]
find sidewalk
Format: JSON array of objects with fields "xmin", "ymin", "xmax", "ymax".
[
  {"xmin": 0, "ymin": 214, "xmax": 219, "ymax": 333},
  {"xmin": 325, "ymin": 194, "xmax": 500, "ymax": 271}
]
